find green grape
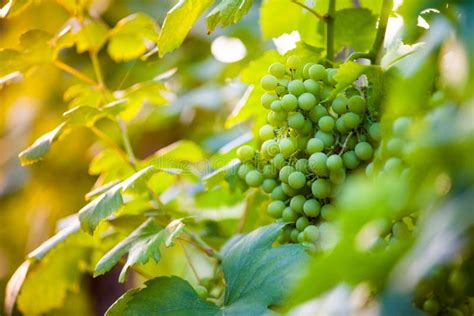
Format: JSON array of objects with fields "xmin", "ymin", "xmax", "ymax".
[
  {"xmin": 392, "ymin": 221, "xmax": 410, "ymax": 239},
  {"xmin": 393, "ymin": 116, "xmax": 411, "ymax": 137},
  {"xmin": 279, "ymin": 138, "xmax": 296, "ymax": 157},
  {"xmin": 309, "ymin": 152, "xmax": 328, "ymax": 176},
  {"xmin": 278, "ymin": 227, "xmax": 292, "ymax": 243},
  {"xmin": 346, "ymin": 134, "xmax": 358, "ymax": 149},
  {"xmin": 304, "ymin": 79, "xmax": 321, "ymax": 96},
  {"xmin": 315, "ymin": 130, "xmax": 335, "ymax": 148},
  {"xmin": 261, "ymin": 93, "xmax": 278, "ymax": 109},
  {"xmin": 311, "ymin": 179, "xmax": 331, "ymax": 198},
  {"xmin": 303, "ymin": 199, "xmax": 321, "ymax": 217},
  {"xmin": 262, "ymin": 178, "xmax": 278, "ymax": 193},
  {"xmin": 279, "ymin": 165, "xmax": 295, "ymax": 183},
  {"xmin": 275, "ymin": 86, "xmax": 288, "ymax": 96},
  {"xmin": 387, "ymin": 138, "xmax": 404, "ymax": 156},
  {"xmin": 263, "ymin": 164, "xmax": 277, "ymax": 178},
  {"xmin": 259, "ymin": 124, "xmax": 275, "ymax": 141},
  {"xmin": 270, "ymin": 100, "xmax": 283, "ymax": 112},
  {"xmin": 281, "ymin": 182, "xmax": 297, "ymax": 196},
  {"xmin": 348, "ymin": 95, "xmax": 366, "ymax": 114},
  {"xmin": 288, "ymin": 80, "xmax": 306, "ymax": 96},
  {"xmin": 295, "ymin": 158, "xmax": 309, "ymax": 173},
  {"xmin": 279, "ymin": 78, "xmax": 289, "ymax": 88},
  {"xmin": 365, "ymin": 162, "xmax": 374, "ymax": 177},
  {"xmin": 237, "ymin": 145, "xmax": 254, "ymax": 162},
  {"xmin": 271, "ymin": 186, "xmax": 287, "ymax": 201},
  {"xmin": 342, "ymin": 151, "xmax": 360, "ymax": 169},
  {"xmin": 318, "ymin": 116, "xmax": 335, "ymax": 132},
  {"xmin": 335, "ymin": 117, "xmax": 349, "ymax": 134},
  {"xmin": 422, "ymin": 299, "xmax": 440, "ymax": 314},
  {"xmin": 281, "ymin": 94, "xmax": 298, "ymax": 111},
  {"xmin": 309, "ymin": 105, "xmax": 329, "ymax": 123},
  {"xmin": 269, "ymin": 62, "xmax": 286, "ymax": 78},
  {"xmin": 238, "ymin": 163, "xmax": 254, "ymax": 179},
  {"xmin": 298, "ymin": 92, "xmax": 317, "ymax": 110},
  {"xmin": 296, "ymin": 216, "xmax": 310, "ymax": 231},
  {"xmin": 326, "ymin": 154, "xmax": 343, "ymax": 171},
  {"xmin": 300, "ymin": 120, "xmax": 314, "ymax": 135},
  {"xmin": 448, "ymin": 270, "xmax": 466, "ymax": 292},
  {"xmin": 272, "ymin": 153, "xmax": 286, "ymax": 169},
  {"xmin": 267, "ymin": 111, "xmax": 286, "ymax": 126},
  {"xmin": 282, "ymin": 206, "xmax": 298, "ymax": 222},
  {"xmin": 287, "ymin": 55, "xmax": 302, "ymax": 70},
  {"xmin": 307, "ymin": 138, "xmax": 324, "ymax": 154},
  {"xmin": 246, "ymin": 170, "xmax": 264, "ymax": 187},
  {"xmin": 288, "ymin": 112, "xmax": 305, "ymax": 129},
  {"xmin": 446, "ymin": 308, "xmax": 463, "ymax": 316},
  {"xmin": 290, "ymin": 195, "xmax": 306, "ymax": 213},
  {"xmin": 297, "ymin": 231, "xmax": 306, "ymax": 243},
  {"xmin": 304, "ymin": 225, "xmax": 319, "ymax": 242},
  {"xmin": 267, "ymin": 200, "xmax": 286, "ymax": 218},
  {"xmin": 321, "ymin": 204, "xmax": 336, "ymax": 221},
  {"xmin": 309, "ymin": 64, "xmax": 326, "ymax": 81},
  {"xmin": 288, "ymin": 171, "xmax": 306, "ymax": 189},
  {"xmin": 261, "ymin": 74, "xmax": 278, "ymax": 91},
  {"xmin": 302, "ymin": 63, "xmax": 314, "ymax": 79},
  {"xmin": 368, "ymin": 123, "xmax": 381, "ymax": 142},
  {"xmin": 342, "ymin": 112, "xmax": 360, "ymax": 129},
  {"xmin": 329, "ymin": 168, "xmax": 346, "ymax": 184},
  {"xmin": 262, "ymin": 139, "xmax": 279, "ymax": 158},
  {"xmin": 326, "ymin": 68, "xmax": 337, "ymax": 85},
  {"xmin": 320, "ymin": 86, "xmax": 332, "ymax": 100},
  {"xmin": 384, "ymin": 157, "xmax": 404, "ymax": 173},
  {"xmin": 290, "ymin": 228, "xmax": 299, "ymax": 242},
  {"xmin": 195, "ymin": 285, "xmax": 208, "ymax": 299},
  {"xmin": 332, "ymin": 96, "xmax": 348, "ymax": 115},
  {"xmin": 273, "ymin": 110, "xmax": 287, "ymax": 121},
  {"xmin": 355, "ymin": 142, "xmax": 373, "ymax": 160}
]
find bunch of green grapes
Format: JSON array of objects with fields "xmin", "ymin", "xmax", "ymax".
[{"xmin": 235, "ymin": 55, "xmax": 380, "ymax": 245}]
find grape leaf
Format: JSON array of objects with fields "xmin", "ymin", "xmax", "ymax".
[
  {"xmin": 54, "ymin": 17, "xmax": 109, "ymax": 54},
  {"xmin": 18, "ymin": 122, "xmax": 68, "ymax": 165},
  {"xmin": 95, "ymin": 218, "xmax": 184, "ymax": 282},
  {"xmin": 202, "ymin": 159, "xmax": 240, "ymax": 189},
  {"xmin": 206, "ymin": 0, "xmax": 254, "ymax": 33},
  {"xmin": 334, "ymin": 8, "xmax": 377, "ymax": 52},
  {"xmin": 64, "ymin": 83, "xmax": 112, "ymax": 108},
  {"xmin": 107, "ymin": 13, "xmax": 160, "ymax": 62},
  {"xmin": 158, "ymin": 0, "xmax": 214, "ymax": 57},
  {"xmin": 260, "ymin": 0, "xmax": 302, "ymax": 39}
]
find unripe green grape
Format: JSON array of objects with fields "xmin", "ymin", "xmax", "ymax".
[
  {"xmin": 280, "ymin": 94, "xmax": 297, "ymax": 112},
  {"xmin": 392, "ymin": 221, "xmax": 410, "ymax": 239},
  {"xmin": 272, "ymin": 153, "xmax": 286, "ymax": 169},
  {"xmin": 448, "ymin": 270, "xmax": 466, "ymax": 292},
  {"xmin": 342, "ymin": 151, "xmax": 360, "ymax": 169},
  {"xmin": 320, "ymin": 86, "xmax": 332, "ymax": 100},
  {"xmin": 262, "ymin": 139, "xmax": 279, "ymax": 158},
  {"xmin": 315, "ymin": 130, "xmax": 334, "ymax": 148},
  {"xmin": 261, "ymin": 93, "xmax": 278, "ymax": 109},
  {"xmin": 282, "ymin": 206, "xmax": 298, "ymax": 222},
  {"xmin": 287, "ymin": 55, "xmax": 302, "ymax": 70},
  {"xmin": 309, "ymin": 105, "xmax": 328, "ymax": 123},
  {"xmin": 275, "ymin": 86, "xmax": 288, "ymax": 96},
  {"xmin": 278, "ymin": 227, "xmax": 291, "ymax": 243},
  {"xmin": 303, "ymin": 79, "xmax": 321, "ymax": 96},
  {"xmin": 329, "ymin": 168, "xmax": 346, "ymax": 184},
  {"xmin": 297, "ymin": 231, "xmax": 306, "ymax": 243},
  {"xmin": 298, "ymin": 92, "xmax": 317, "ymax": 111},
  {"xmin": 326, "ymin": 154, "xmax": 343, "ymax": 171},
  {"xmin": 346, "ymin": 134, "xmax": 358, "ymax": 149},
  {"xmin": 335, "ymin": 117, "xmax": 349, "ymax": 134},
  {"xmin": 296, "ymin": 216, "xmax": 310, "ymax": 231},
  {"xmin": 295, "ymin": 158, "xmax": 308, "ymax": 173},
  {"xmin": 312, "ymin": 179, "xmax": 331, "ymax": 198},
  {"xmin": 393, "ymin": 117, "xmax": 411, "ymax": 137},
  {"xmin": 273, "ymin": 110, "xmax": 288, "ymax": 121},
  {"xmin": 342, "ymin": 112, "xmax": 360, "ymax": 129},
  {"xmin": 326, "ymin": 68, "xmax": 337, "ymax": 86},
  {"xmin": 267, "ymin": 200, "xmax": 286, "ymax": 218},
  {"xmin": 365, "ymin": 162, "xmax": 374, "ymax": 177},
  {"xmin": 270, "ymin": 100, "xmax": 283, "ymax": 112},
  {"xmin": 288, "ymin": 171, "xmax": 306, "ymax": 189},
  {"xmin": 279, "ymin": 165, "xmax": 295, "ymax": 183},
  {"xmin": 238, "ymin": 163, "xmax": 254, "ymax": 179},
  {"xmin": 321, "ymin": 204, "xmax": 336, "ymax": 221},
  {"xmin": 303, "ymin": 199, "xmax": 321, "ymax": 217},
  {"xmin": 332, "ymin": 96, "xmax": 348, "ymax": 115},
  {"xmin": 290, "ymin": 195, "xmax": 306, "ymax": 213},
  {"xmin": 383, "ymin": 157, "xmax": 403, "ymax": 173},
  {"xmin": 269, "ymin": 62, "xmax": 286, "ymax": 78},
  {"xmin": 262, "ymin": 178, "xmax": 277, "ymax": 193},
  {"xmin": 266, "ymin": 111, "xmax": 282, "ymax": 126},
  {"xmin": 263, "ymin": 164, "xmax": 277, "ymax": 178},
  {"xmin": 288, "ymin": 112, "xmax": 305, "ymax": 129},
  {"xmin": 279, "ymin": 78, "xmax": 289, "ymax": 87},
  {"xmin": 195, "ymin": 285, "xmax": 208, "ymax": 299},
  {"xmin": 288, "ymin": 228, "xmax": 298, "ymax": 243},
  {"xmin": 300, "ymin": 120, "xmax": 313, "ymax": 136},
  {"xmin": 368, "ymin": 123, "xmax": 381, "ymax": 142},
  {"xmin": 281, "ymin": 182, "xmax": 297, "ymax": 196},
  {"xmin": 318, "ymin": 115, "xmax": 335, "ymax": 132},
  {"xmin": 355, "ymin": 142, "xmax": 373, "ymax": 160},
  {"xmin": 271, "ymin": 186, "xmax": 287, "ymax": 200},
  {"xmin": 304, "ymin": 225, "xmax": 319, "ymax": 242},
  {"xmin": 309, "ymin": 152, "xmax": 328, "ymax": 176},
  {"xmin": 307, "ymin": 138, "xmax": 324, "ymax": 154},
  {"xmin": 261, "ymin": 74, "xmax": 278, "ymax": 91},
  {"xmin": 237, "ymin": 145, "xmax": 254, "ymax": 162},
  {"xmin": 302, "ymin": 63, "xmax": 314, "ymax": 79},
  {"xmin": 422, "ymin": 299, "xmax": 440, "ymax": 314},
  {"xmin": 259, "ymin": 124, "xmax": 275, "ymax": 141},
  {"xmin": 279, "ymin": 138, "xmax": 296, "ymax": 157},
  {"xmin": 246, "ymin": 170, "xmax": 264, "ymax": 187},
  {"xmin": 387, "ymin": 138, "xmax": 404, "ymax": 156},
  {"xmin": 288, "ymin": 80, "xmax": 306, "ymax": 96},
  {"xmin": 309, "ymin": 64, "xmax": 326, "ymax": 81},
  {"xmin": 348, "ymin": 95, "xmax": 366, "ymax": 114}
]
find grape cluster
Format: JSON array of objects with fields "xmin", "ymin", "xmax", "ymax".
[{"xmin": 236, "ymin": 55, "xmax": 379, "ymax": 245}]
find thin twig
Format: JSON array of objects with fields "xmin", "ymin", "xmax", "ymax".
[
  {"xmin": 183, "ymin": 228, "xmax": 223, "ymax": 262},
  {"xmin": 339, "ymin": 131, "xmax": 354, "ymax": 155},
  {"xmin": 179, "ymin": 241, "xmax": 201, "ymax": 282},
  {"xmin": 53, "ymin": 60, "xmax": 98, "ymax": 86},
  {"xmin": 290, "ymin": 0, "xmax": 326, "ymax": 21},
  {"xmin": 90, "ymin": 125, "xmax": 130, "ymax": 164},
  {"xmin": 118, "ymin": 119, "xmax": 138, "ymax": 168}
]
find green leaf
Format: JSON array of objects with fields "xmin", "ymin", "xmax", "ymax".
[
  {"xmin": 95, "ymin": 218, "xmax": 184, "ymax": 282},
  {"xmin": 158, "ymin": 0, "xmax": 214, "ymax": 57},
  {"xmin": 202, "ymin": 159, "xmax": 240, "ymax": 189},
  {"xmin": 107, "ymin": 13, "xmax": 160, "ymax": 62},
  {"xmin": 206, "ymin": 0, "xmax": 254, "ymax": 33},
  {"xmin": 329, "ymin": 61, "xmax": 370, "ymax": 98},
  {"xmin": 63, "ymin": 83, "xmax": 112, "ymax": 108},
  {"xmin": 54, "ymin": 18, "xmax": 109, "ymax": 54},
  {"xmin": 19, "ymin": 29, "xmax": 54, "ymax": 64},
  {"xmin": 106, "ymin": 276, "xmax": 220, "ymax": 316},
  {"xmin": 63, "ymin": 100, "xmax": 126, "ymax": 126},
  {"xmin": 260, "ymin": 0, "xmax": 301, "ymax": 39},
  {"xmin": 334, "ymin": 8, "xmax": 377, "ymax": 52},
  {"xmin": 18, "ymin": 122, "xmax": 68, "ymax": 165}
]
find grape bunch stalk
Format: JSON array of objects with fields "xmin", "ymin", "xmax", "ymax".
[{"xmin": 235, "ymin": 55, "xmax": 381, "ymax": 245}]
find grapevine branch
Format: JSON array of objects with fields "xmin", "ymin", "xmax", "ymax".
[
  {"xmin": 290, "ymin": 0, "xmax": 326, "ymax": 21},
  {"xmin": 53, "ymin": 60, "xmax": 97, "ymax": 86},
  {"xmin": 326, "ymin": 0, "xmax": 336, "ymax": 63}
]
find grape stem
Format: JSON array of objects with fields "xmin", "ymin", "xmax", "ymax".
[
  {"xmin": 53, "ymin": 60, "xmax": 98, "ymax": 86},
  {"xmin": 339, "ymin": 131, "xmax": 353, "ymax": 155},
  {"xmin": 290, "ymin": 0, "xmax": 326, "ymax": 21},
  {"xmin": 326, "ymin": 0, "xmax": 336, "ymax": 63},
  {"xmin": 183, "ymin": 229, "xmax": 223, "ymax": 262}
]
